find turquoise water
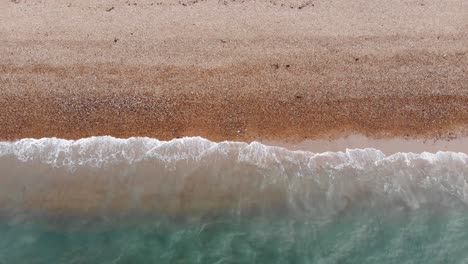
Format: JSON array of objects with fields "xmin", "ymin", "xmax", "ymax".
[
  {"xmin": 2, "ymin": 209, "xmax": 468, "ymax": 263},
  {"xmin": 1, "ymin": 137, "xmax": 468, "ymax": 263}
]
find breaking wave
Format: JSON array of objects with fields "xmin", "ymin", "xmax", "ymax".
[
  {"xmin": 1, "ymin": 136, "xmax": 468, "ymax": 263},
  {"xmin": 0, "ymin": 136, "xmax": 467, "ymax": 215}
]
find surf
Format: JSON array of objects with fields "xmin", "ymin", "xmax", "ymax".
[
  {"xmin": 0, "ymin": 136, "xmax": 467, "ymax": 216},
  {"xmin": 1, "ymin": 136, "xmax": 468, "ymax": 263}
]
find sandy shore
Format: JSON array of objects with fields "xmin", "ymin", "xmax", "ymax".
[{"xmin": 1, "ymin": 0, "xmax": 467, "ymax": 141}]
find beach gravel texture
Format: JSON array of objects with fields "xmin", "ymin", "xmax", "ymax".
[{"xmin": 1, "ymin": 0, "xmax": 467, "ymax": 141}]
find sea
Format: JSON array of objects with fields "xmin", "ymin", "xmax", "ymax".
[{"xmin": 0, "ymin": 136, "xmax": 467, "ymax": 263}]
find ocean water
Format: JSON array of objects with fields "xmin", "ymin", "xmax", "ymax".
[{"xmin": 0, "ymin": 137, "xmax": 468, "ymax": 263}]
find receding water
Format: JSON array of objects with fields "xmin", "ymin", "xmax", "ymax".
[{"xmin": 0, "ymin": 137, "xmax": 467, "ymax": 263}]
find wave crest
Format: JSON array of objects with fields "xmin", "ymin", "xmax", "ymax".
[{"xmin": 0, "ymin": 136, "xmax": 467, "ymax": 215}]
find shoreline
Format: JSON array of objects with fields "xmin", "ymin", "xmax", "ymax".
[
  {"xmin": 0, "ymin": 135, "xmax": 467, "ymax": 215},
  {"xmin": 2, "ymin": 134, "xmax": 468, "ymax": 154},
  {"xmin": 263, "ymin": 134, "xmax": 468, "ymax": 154}
]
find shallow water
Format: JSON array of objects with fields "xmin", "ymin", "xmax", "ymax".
[
  {"xmin": 0, "ymin": 137, "xmax": 467, "ymax": 263},
  {"xmin": 2, "ymin": 209, "xmax": 468, "ymax": 263}
]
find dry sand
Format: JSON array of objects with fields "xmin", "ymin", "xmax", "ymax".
[{"xmin": 1, "ymin": 0, "xmax": 467, "ymax": 142}]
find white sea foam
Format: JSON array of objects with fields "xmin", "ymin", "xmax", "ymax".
[
  {"xmin": 0, "ymin": 136, "xmax": 467, "ymax": 214},
  {"xmin": 1, "ymin": 136, "xmax": 466, "ymax": 168}
]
